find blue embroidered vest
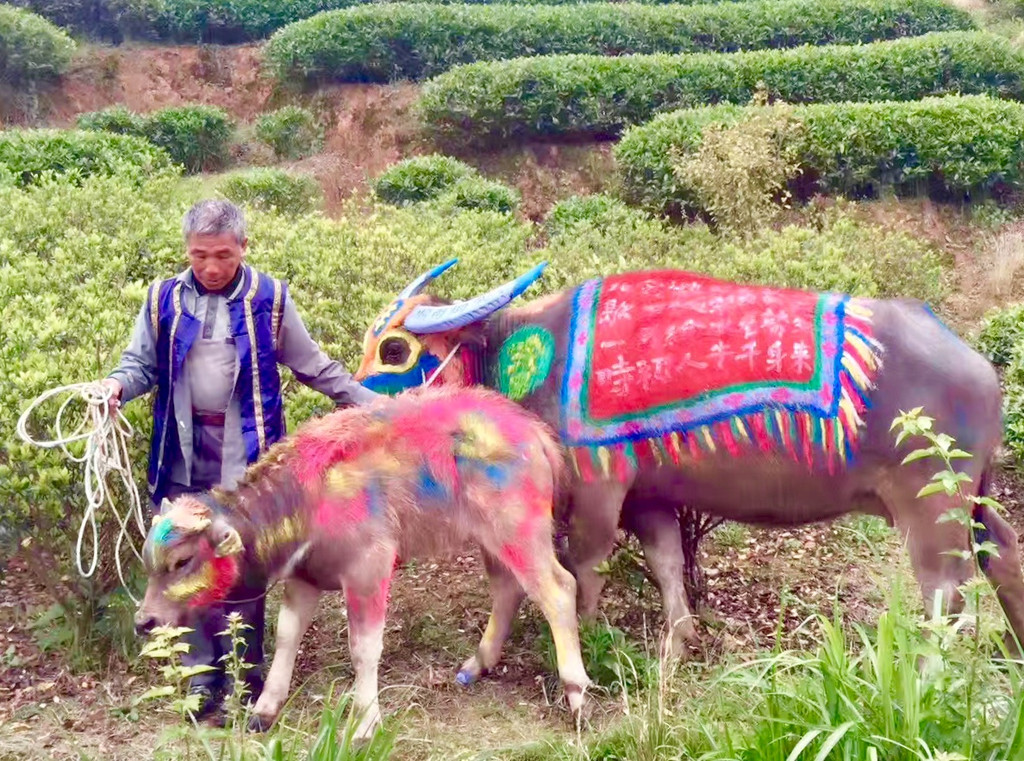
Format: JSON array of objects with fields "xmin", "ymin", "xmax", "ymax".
[{"xmin": 145, "ymin": 265, "xmax": 288, "ymax": 502}]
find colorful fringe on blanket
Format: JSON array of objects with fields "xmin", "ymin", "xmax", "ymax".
[{"xmin": 558, "ymin": 271, "xmax": 884, "ymax": 482}]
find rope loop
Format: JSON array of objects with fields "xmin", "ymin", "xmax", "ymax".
[{"xmin": 16, "ymin": 382, "xmax": 148, "ymax": 603}]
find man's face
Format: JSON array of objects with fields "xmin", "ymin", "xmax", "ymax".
[{"xmin": 187, "ymin": 232, "xmax": 246, "ymax": 291}]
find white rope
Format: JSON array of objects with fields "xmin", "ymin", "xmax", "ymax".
[
  {"xmin": 423, "ymin": 342, "xmax": 463, "ymax": 388},
  {"xmin": 16, "ymin": 382, "xmax": 148, "ymax": 602}
]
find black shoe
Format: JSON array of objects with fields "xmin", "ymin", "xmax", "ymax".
[{"xmin": 187, "ymin": 685, "xmax": 221, "ymax": 721}]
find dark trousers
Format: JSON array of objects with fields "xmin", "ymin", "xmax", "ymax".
[{"xmin": 160, "ymin": 423, "xmax": 266, "ymax": 702}]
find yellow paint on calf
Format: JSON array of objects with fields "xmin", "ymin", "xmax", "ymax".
[
  {"xmin": 166, "ymin": 562, "xmax": 214, "ymax": 602},
  {"xmin": 256, "ymin": 515, "xmax": 307, "ymax": 563},
  {"xmin": 326, "ymin": 463, "xmax": 366, "ymax": 498},
  {"xmin": 457, "ymin": 413, "xmax": 515, "ymax": 462}
]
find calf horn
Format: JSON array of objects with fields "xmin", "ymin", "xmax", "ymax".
[{"xmin": 403, "ymin": 261, "xmax": 548, "ymax": 334}]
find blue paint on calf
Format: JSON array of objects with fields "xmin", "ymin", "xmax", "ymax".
[
  {"xmin": 418, "ymin": 466, "xmax": 450, "ymax": 504},
  {"xmin": 484, "ymin": 463, "xmax": 511, "ymax": 488},
  {"xmin": 366, "ymin": 479, "xmax": 385, "ymax": 518},
  {"xmin": 456, "ymin": 670, "xmax": 474, "ymax": 687}
]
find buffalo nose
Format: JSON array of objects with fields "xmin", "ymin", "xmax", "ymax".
[{"xmin": 134, "ymin": 612, "xmax": 157, "ymax": 637}]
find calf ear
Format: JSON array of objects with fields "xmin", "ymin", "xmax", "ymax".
[{"xmin": 209, "ymin": 516, "xmax": 244, "ymax": 558}]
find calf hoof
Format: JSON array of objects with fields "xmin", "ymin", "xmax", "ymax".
[
  {"xmin": 247, "ymin": 714, "xmax": 274, "ymax": 733},
  {"xmin": 456, "ymin": 655, "xmax": 486, "ymax": 687}
]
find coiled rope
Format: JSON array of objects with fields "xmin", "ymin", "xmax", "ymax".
[{"xmin": 16, "ymin": 382, "xmax": 147, "ymax": 602}]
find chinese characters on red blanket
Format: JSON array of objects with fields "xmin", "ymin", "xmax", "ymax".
[{"xmin": 588, "ymin": 272, "xmax": 823, "ymax": 420}]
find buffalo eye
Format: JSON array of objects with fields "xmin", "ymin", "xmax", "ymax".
[{"xmin": 379, "ymin": 336, "xmax": 412, "ymax": 366}]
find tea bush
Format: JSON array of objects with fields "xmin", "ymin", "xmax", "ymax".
[
  {"xmin": 616, "ymin": 94, "xmax": 1024, "ymax": 215},
  {"xmin": 0, "ymin": 4, "xmax": 75, "ymax": 85},
  {"xmin": 215, "ymin": 167, "xmax": 323, "ymax": 216},
  {"xmin": 544, "ymin": 194, "xmax": 646, "ymax": 238},
  {"xmin": 78, "ymin": 103, "xmax": 235, "ymax": 173},
  {"xmin": 439, "ymin": 175, "xmax": 520, "ymax": 214},
  {"xmin": 264, "ymin": 0, "xmax": 972, "ymax": 83},
  {"xmin": 75, "ymin": 105, "xmax": 146, "ymax": 135},
  {"xmin": 0, "ymin": 129, "xmax": 176, "ymax": 186},
  {"xmin": 12, "ymin": 0, "xmax": 738, "ymax": 43},
  {"xmin": 420, "ymin": 31, "xmax": 1024, "ymax": 146},
  {"xmin": 254, "ymin": 105, "xmax": 323, "ymax": 160},
  {"xmin": 371, "ymin": 154, "xmax": 477, "ymax": 205},
  {"xmin": 977, "ymin": 304, "xmax": 1024, "ymax": 460}
]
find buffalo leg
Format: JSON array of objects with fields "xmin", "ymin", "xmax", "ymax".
[
  {"xmin": 973, "ymin": 502, "xmax": 1024, "ymax": 653},
  {"xmin": 565, "ymin": 479, "xmax": 629, "ymax": 619},
  {"xmin": 622, "ymin": 500, "xmax": 699, "ymax": 657},
  {"xmin": 885, "ymin": 478, "xmax": 976, "ymax": 622},
  {"xmin": 250, "ymin": 578, "xmax": 320, "ymax": 731},
  {"xmin": 457, "ymin": 551, "xmax": 526, "ymax": 686}
]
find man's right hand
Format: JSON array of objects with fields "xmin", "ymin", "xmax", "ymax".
[{"xmin": 99, "ymin": 378, "xmax": 123, "ymax": 417}]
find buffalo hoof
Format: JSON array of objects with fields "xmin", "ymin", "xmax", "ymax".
[{"xmin": 247, "ymin": 714, "xmax": 273, "ymax": 733}]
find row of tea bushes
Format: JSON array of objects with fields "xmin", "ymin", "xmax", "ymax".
[
  {"xmin": 419, "ymin": 31, "xmax": 1024, "ymax": 146},
  {"xmin": 264, "ymin": 0, "xmax": 973, "ymax": 83},
  {"xmin": 614, "ymin": 94, "xmax": 1024, "ymax": 215}
]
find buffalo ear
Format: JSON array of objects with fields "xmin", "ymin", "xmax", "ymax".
[{"xmin": 209, "ymin": 516, "xmax": 244, "ymax": 558}]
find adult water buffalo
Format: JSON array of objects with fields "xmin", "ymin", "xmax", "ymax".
[{"xmin": 355, "ymin": 262, "xmax": 1024, "ymax": 653}]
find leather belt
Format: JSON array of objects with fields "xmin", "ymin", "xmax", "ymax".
[{"xmin": 193, "ymin": 411, "xmax": 226, "ymax": 427}]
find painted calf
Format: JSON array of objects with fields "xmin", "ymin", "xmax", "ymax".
[
  {"xmin": 134, "ymin": 386, "xmax": 591, "ymax": 740},
  {"xmin": 355, "ymin": 263, "xmax": 1024, "ymax": 656}
]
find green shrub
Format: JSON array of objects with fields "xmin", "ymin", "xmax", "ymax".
[
  {"xmin": 0, "ymin": 129, "xmax": 176, "ymax": 186},
  {"xmin": 11, "ymin": 0, "xmax": 740, "ymax": 43},
  {"xmin": 141, "ymin": 104, "xmax": 234, "ymax": 173},
  {"xmin": 215, "ymin": 167, "xmax": 323, "ymax": 216},
  {"xmin": 420, "ymin": 31, "xmax": 1023, "ymax": 146},
  {"xmin": 254, "ymin": 105, "xmax": 324, "ymax": 160},
  {"xmin": 544, "ymin": 194, "xmax": 645, "ymax": 237},
  {"xmin": 265, "ymin": 0, "xmax": 973, "ymax": 83},
  {"xmin": 440, "ymin": 175, "xmax": 520, "ymax": 214},
  {"xmin": 75, "ymin": 105, "xmax": 146, "ymax": 135},
  {"xmin": 0, "ymin": 4, "xmax": 75, "ymax": 85},
  {"xmin": 371, "ymin": 154, "xmax": 476, "ymax": 205},
  {"xmin": 978, "ymin": 303, "xmax": 1024, "ymax": 366},
  {"xmin": 79, "ymin": 103, "xmax": 235, "ymax": 173},
  {"xmin": 615, "ymin": 94, "xmax": 1024, "ymax": 215}
]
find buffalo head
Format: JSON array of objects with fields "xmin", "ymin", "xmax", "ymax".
[
  {"xmin": 355, "ymin": 259, "xmax": 547, "ymax": 395},
  {"xmin": 134, "ymin": 494, "xmax": 244, "ymax": 635}
]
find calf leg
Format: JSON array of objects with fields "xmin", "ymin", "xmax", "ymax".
[
  {"xmin": 250, "ymin": 578, "xmax": 320, "ymax": 731},
  {"xmin": 458, "ymin": 551, "xmax": 526, "ymax": 686},
  {"xmin": 622, "ymin": 500, "xmax": 698, "ymax": 658},
  {"xmin": 973, "ymin": 502, "xmax": 1024, "ymax": 654},
  {"xmin": 565, "ymin": 479, "xmax": 629, "ymax": 619},
  {"xmin": 342, "ymin": 548, "xmax": 395, "ymax": 742}
]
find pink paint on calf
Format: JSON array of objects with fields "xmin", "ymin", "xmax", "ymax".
[
  {"xmin": 190, "ymin": 554, "xmax": 241, "ymax": 609},
  {"xmin": 500, "ymin": 543, "xmax": 532, "ymax": 577},
  {"xmin": 347, "ymin": 576, "xmax": 392, "ymax": 624},
  {"xmin": 316, "ymin": 492, "xmax": 369, "ymax": 531}
]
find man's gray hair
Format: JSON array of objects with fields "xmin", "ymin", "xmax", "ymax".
[{"xmin": 182, "ymin": 199, "xmax": 247, "ymax": 243}]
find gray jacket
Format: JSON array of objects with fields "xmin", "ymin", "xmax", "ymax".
[{"xmin": 108, "ymin": 267, "xmax": 377, "ymax": 490}]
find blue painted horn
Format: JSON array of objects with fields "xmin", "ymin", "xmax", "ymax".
[
  {"xmin": 398, "ymin": 258, "xmax": 459, "ymax": 301},
  {"xmin": 403, "ymin": 261, "xmax": 548, "ymax": 334}
]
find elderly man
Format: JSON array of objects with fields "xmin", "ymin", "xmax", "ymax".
[{"xmin": 102, "ymin": 199, "xmax": 377, "ymax": 722}]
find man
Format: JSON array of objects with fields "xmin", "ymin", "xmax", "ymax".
[{"xmin": 102, "ymin": 199, "xmax": 378, "ymax": 721}]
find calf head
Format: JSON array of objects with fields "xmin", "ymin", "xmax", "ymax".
[
  {"xmin": 356, "ymin": 258, "xmax": 547, "ymax": 395},
  {"xmin": 134, "ymin": 494, "xmax": 245, "ymax": 635}
]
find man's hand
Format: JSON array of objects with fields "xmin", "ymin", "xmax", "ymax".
[{"xmin": 99, "ymin": 378, "xmax": 123, "ymax": 417}]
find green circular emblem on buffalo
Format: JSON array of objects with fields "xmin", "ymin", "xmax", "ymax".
[{"xmin": 497, "ymin": 326, "xmax": 555, "ymax": 401}]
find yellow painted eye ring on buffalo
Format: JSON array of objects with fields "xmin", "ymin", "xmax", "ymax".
[{"xmin": 374, "ymin": 329, "xmax": 423, "ymax": 374}]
